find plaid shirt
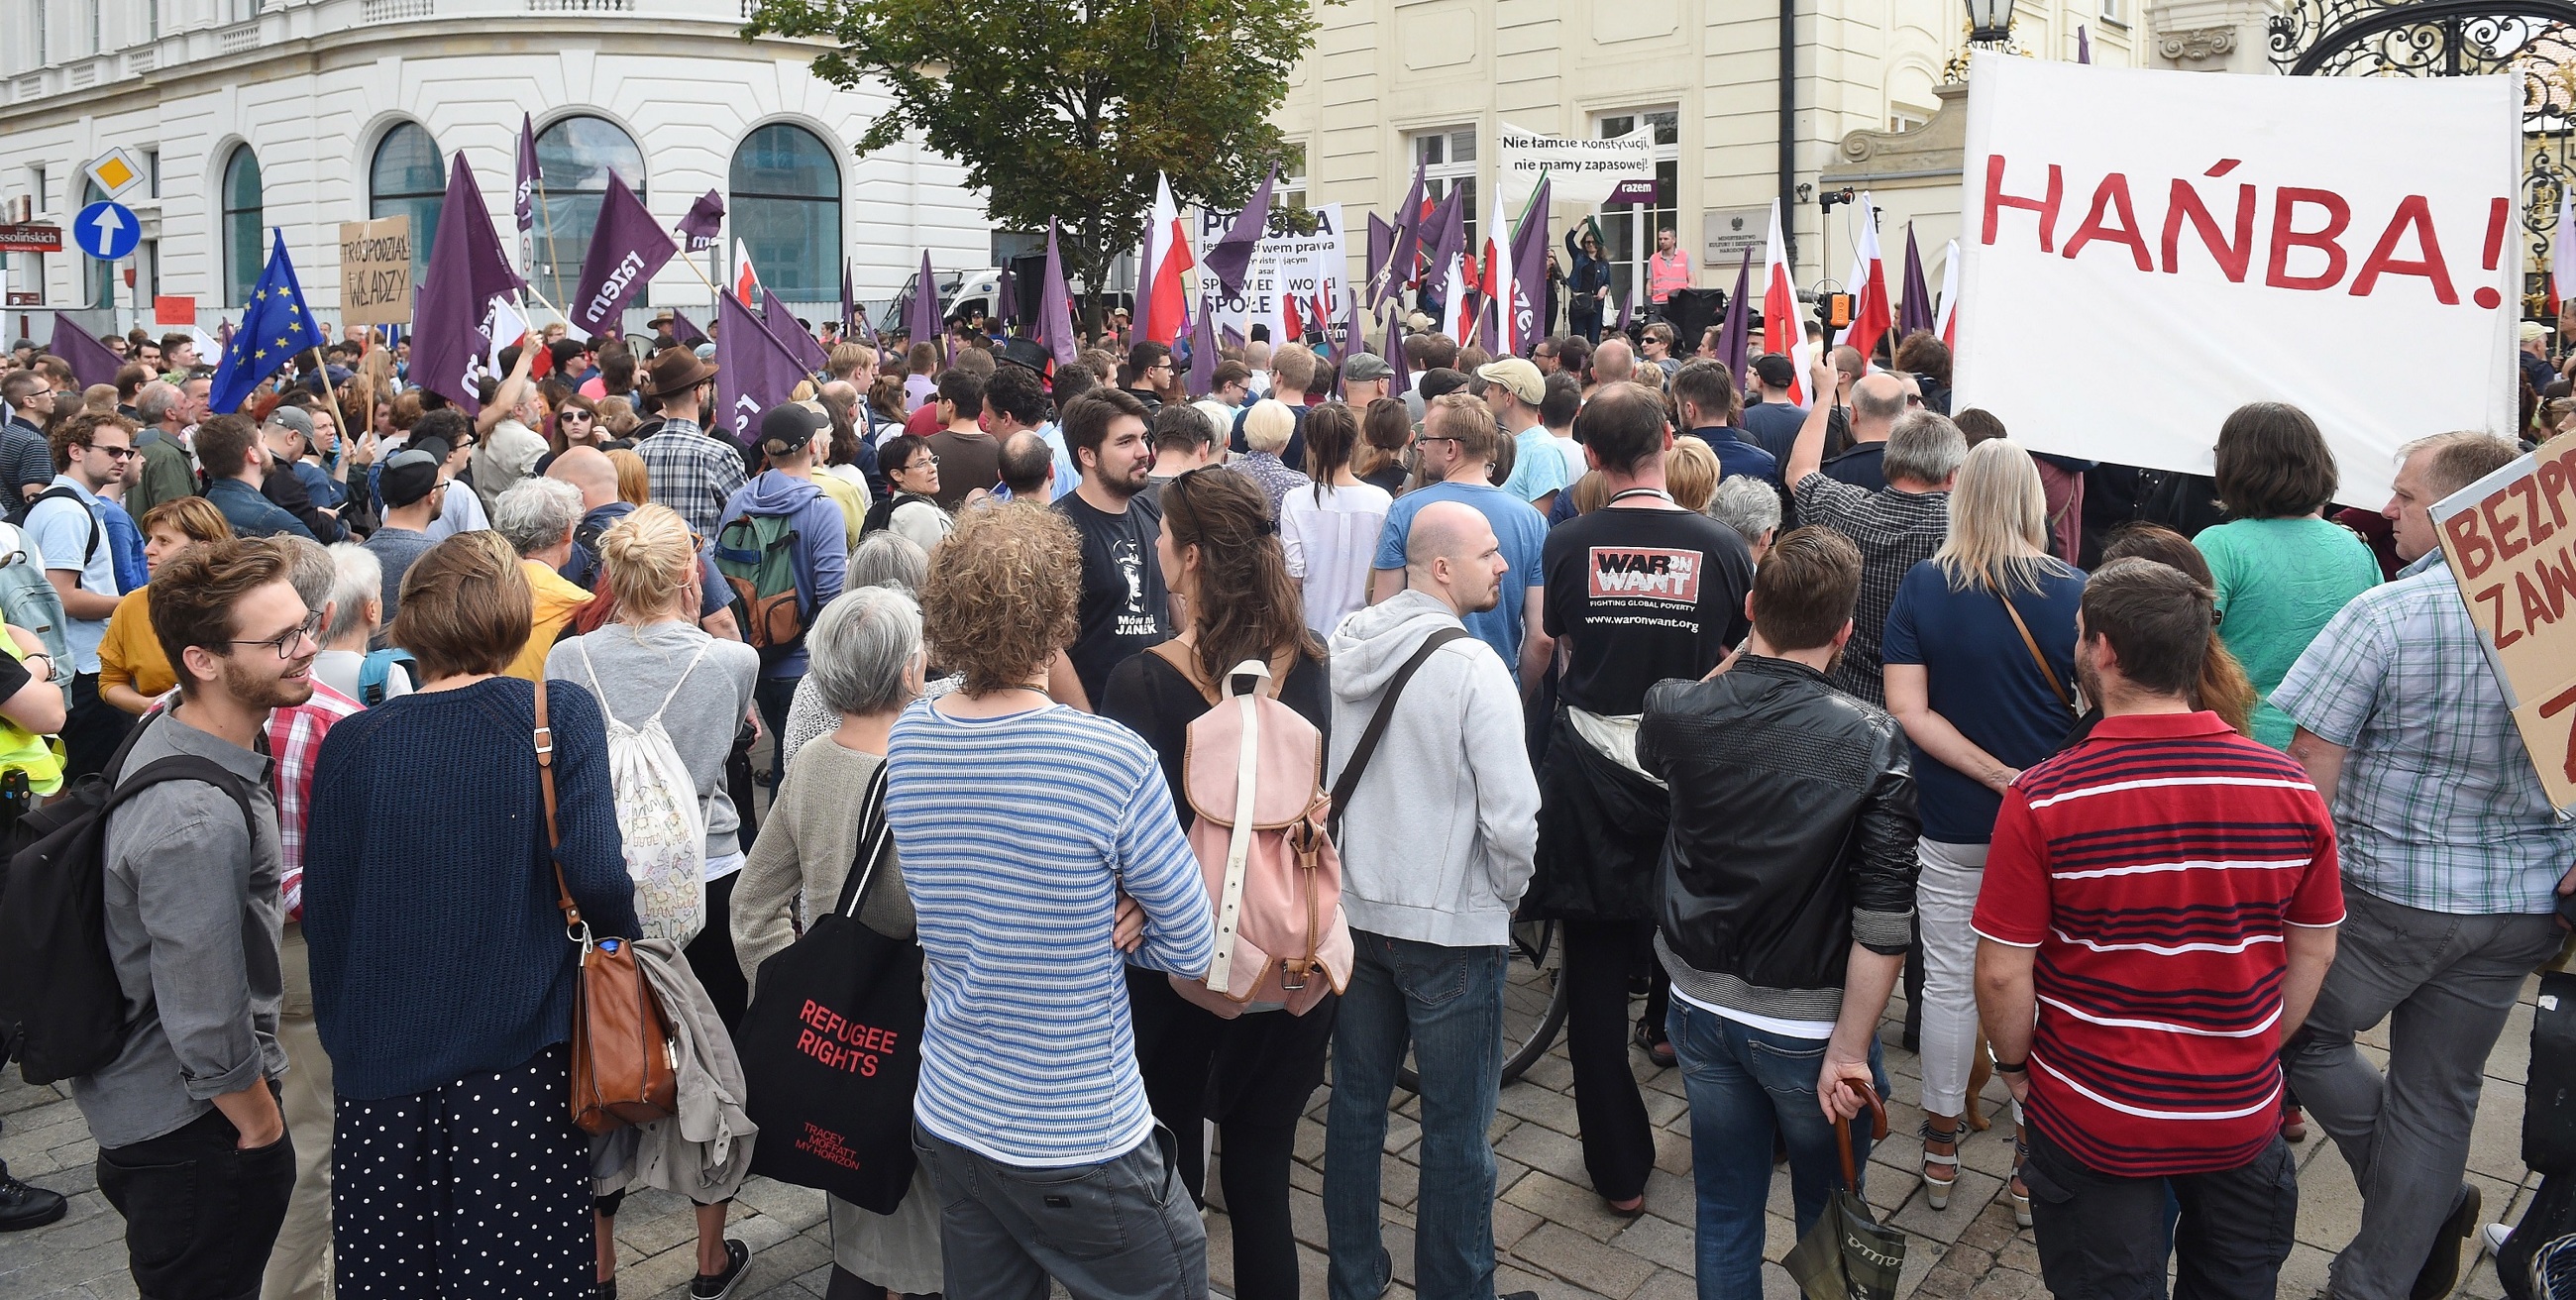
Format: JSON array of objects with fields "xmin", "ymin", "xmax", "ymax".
[
  {"xmin": 268, "ymin": 681, "xmax": 362, "ymax": 921},
  {"xmin": 2272, "ymin": 552, "xmax": 2576, "ymax": 916},
  {"xmin": 637, "ymin": 418, "xmax": 748, "ymax": 536},
  {"xmin": 1791, "ymin": 472, "xmax": 1950, "ymax": 706}
]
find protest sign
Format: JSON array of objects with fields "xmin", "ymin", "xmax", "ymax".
[
  {"xmin": 338, "ymin": 216, "xmax": 414, "ymax": 327},
  {"xmin": 2432, "ymin": 439, "xmax": 2576, "ymax": 813},
  {"xmin": 1496, "ymin": 123, "xmax": 1656, "ymax": 212},
  {"xmin": 1190, "ymin": 202, "xmax": 1349, "ymax": 345},
  {"xmin": 1951, "ymin": 55, "xmax": 2520, "ymax": 509}
]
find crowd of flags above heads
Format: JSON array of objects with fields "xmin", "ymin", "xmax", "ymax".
[{"xmin": 200, "ymin": 117, "xmax": 1967, "ymax": 429}]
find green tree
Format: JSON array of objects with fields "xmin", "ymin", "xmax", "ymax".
[{"xmin": 746, "ymin": 0, "xmax": 1325, "ymax": 335}]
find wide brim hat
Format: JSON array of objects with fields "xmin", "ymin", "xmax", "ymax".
[{"xmin": 641, "ymin": 348, "xmax": 719, "ymax": 397}]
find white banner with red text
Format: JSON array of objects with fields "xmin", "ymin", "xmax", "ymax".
[{"xmin": 1951, "ymin": 56, "xmax": 2522, "ymax": 508}]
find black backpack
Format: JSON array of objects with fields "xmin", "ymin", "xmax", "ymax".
[{"xmin": 0, "ymin": 715, "xmax": 257, "ymax": 1085}]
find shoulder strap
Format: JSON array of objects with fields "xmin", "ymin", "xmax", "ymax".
[
  {"xmin": 32, "ymin": 487, "xmax": 99, "ymax": 564},
  {"xmin": 1327, "ymin": 626, "xmax": 1469, "ymax": 842},
  {"xmin": 830, "ymin": 762, "xmax": 896, "ymax": 919},
  {"xmin": 1997, "ymin": 592, "xmax": 2074, "ymax": 710},
  {"xmin": 574, "ymin": 637, "xmax": 614, "ymax": 726},
  {"xmin": 110, "ymin": 755, "xmax": 258, "ymax": 840},
  {"xmin": 537, "ymin": 677, "xmax": 583, "ymax": 940},
  {"xmin": 645, "ymin": 637, "xmax": 715, "ymax": 727}
]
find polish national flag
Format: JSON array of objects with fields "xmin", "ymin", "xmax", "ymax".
[
  {"xmin": 1441, "ymin": 248, "xmax": 1473, "ymax": 342},
  {"xmin": 733, "ymin": 241, "xmax": 760, "ymax": 307},
  {"xmin": 1760, "ymin": 200, "xmax": 1814, "ymax": 405},
  {"xmin": 2552, "ymin": 187, "xmax": 2574, "ymax": 317},
  {"xmin": 1934, "ymin": 239, "xmax": 1962, "ymax": 352},
  {"xmin": 1140, "ymin": 172, "xmax": 1194, "ymax": 347},
  {"xmin": 1835, "ymin": 191, "xmax": 1893, "ymax": 366}
]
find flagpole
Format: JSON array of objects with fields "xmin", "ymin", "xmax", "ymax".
[
  {"xmin": 307, "ymin": 346, "xmax": 347, "ymax": 461},
  {"xmin": 534, "ymin": 169, "xmax": 564, "ymax": 322}
]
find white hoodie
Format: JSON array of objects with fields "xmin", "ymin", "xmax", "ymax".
[{"xmin": 1327, "ymin": 589, "xmax": 1540, "ymax": 948}]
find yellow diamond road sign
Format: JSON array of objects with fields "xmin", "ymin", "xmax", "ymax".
[{"xmin": 84, "ymin": 148, "xmax": 144, "ymax": 199}]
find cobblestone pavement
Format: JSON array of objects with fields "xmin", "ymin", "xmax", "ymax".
[{"xmin": 1, "ymin": 977, "xmax": 2545, "ymax": 1300}]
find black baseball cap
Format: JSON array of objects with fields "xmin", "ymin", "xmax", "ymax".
[
  {"xmin": 759, "ymin": 403, "xmax": 828, "ymax": 458},
  {"xmin": 1755, "ymin": 354, "xmax": 1796, "ymax": 387},
  {"xmin": 377, "ymin": 449, "xmax": 442, "ymax": 508}
]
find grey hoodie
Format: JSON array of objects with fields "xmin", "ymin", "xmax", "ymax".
[{"xmin": 1327, "ymin": 589, "xmax": 1540, "ymax": 948}]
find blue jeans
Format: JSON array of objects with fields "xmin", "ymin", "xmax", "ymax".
[
  {"xmin": 1325, "ymin": 930, "xmax": 1507, "ymax": 1300},
  {"xmin": 1667, "ymin": 1000, "xmax": 1889, "ymax": 1300}
]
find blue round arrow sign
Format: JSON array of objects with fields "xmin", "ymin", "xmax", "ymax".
[{"xmin": 72, "ymin": 200, "xmax": 140, "ymax": 261}]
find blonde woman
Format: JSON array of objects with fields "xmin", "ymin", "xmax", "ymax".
[
  {"xmin": 1878, "ymin": 439, "xmax": 2086, "ymax": 1225},
  {"xmin": 1664, "ymin": 437, "xmax": 1721, "ymax": 514},
  {"xmin": 604, "ymin": 447, "xmax": 652, "ymax": 505},
  {"xmin": 98, "ymin": 498, "xmax": 234, "ymax": 714},
  {"xmin": 542, "ymin": 504, "xmax": 761, "ymax": 1300}
]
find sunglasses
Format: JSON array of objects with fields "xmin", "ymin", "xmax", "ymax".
[{"xmin": 89, "ymin": 444, "xmax": 137, "ymax": 461}]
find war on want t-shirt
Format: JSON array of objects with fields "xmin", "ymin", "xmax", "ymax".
[
  {"xmin": 1056, "ymin": 490, "xmax": 1170, "ymax": 704},
  {"xmin": 1541, "ymin": 503, "xmax": 1756, "ymax": 716}
]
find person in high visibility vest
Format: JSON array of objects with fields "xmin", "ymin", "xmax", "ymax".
[{"xmin": 1646, "ymin": 227, "xmax": 1692, "ymax": 322}]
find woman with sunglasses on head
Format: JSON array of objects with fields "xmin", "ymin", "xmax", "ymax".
[
  {"xmin": 860, "ymin": 434, "xmax": 951, "ymax": 553},
  {"xmin": 1097, "ymin": 466, "xmax": 1333, "ymax": 1300}
]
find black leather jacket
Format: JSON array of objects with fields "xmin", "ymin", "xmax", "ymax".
[{"xmin": 1639, "ymin": 655, "xmax": 1919, "ymax": 994}]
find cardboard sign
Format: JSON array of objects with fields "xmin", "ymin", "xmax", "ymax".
[
  {"xmin": 1952, "ymin": 56, "xmax": 2521, "ymax": 509},
  {"xmin": 337, "ymin": 216, "xmax": 414, "ymax": 327},
  {"xmin": 2432, "ymin": 438, "xmax": 2576, "ymax": 812}
]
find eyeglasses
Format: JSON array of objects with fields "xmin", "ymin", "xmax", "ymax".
[
  {"xmin": 1417, "ymin": 435, "xmax": 1463, "ymax": 446},
  {"xmin": 88, "ymin": 444, "xmax": 136, "ymax": 461},
  {"xmin": 226, "ymin": 610, "xmax": 324, "ymax": 660},
  {"xmin": 902, "ymin": 454, "xmax": 942, "ymax": 470}
]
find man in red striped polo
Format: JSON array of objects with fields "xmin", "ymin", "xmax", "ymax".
[{"xmin": 1974, "ymin": 558, "xmax": 2343, "ymax": 1299}]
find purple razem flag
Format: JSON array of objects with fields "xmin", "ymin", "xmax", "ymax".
[
  {"xmin": 1035, "ymin": 218, "xmax": 1077, "ymax": 368},
  {"xmin": 762, "ymin": 284, "xmax": 831, "ymax": 375},
  {"xmin": 568, "ymin": 172, "xmax": 676, "ymax": 336},
  {"xmin": 677, "ymin": 189, "xmax": 724, "ymax": 253},
  {"xmin": 1204, "ymin": 170, "xmax": 1275, "ymax": 299},
  {"xmin": 714, "ymin": 287, "xmax": 805, "ymax": 445},
  {"xmin": 514, "ymin": 112, "xmax": 539, "ymax": 235},
  {"xmin": 412, "ymin": 154, "xmax": 527, "ymax": 416}
]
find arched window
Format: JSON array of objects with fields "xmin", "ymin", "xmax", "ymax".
[
  {"xmin": 221, "ymin": 146, "xmax": 264, "ymax": 308},
  {"xmin": 369, "ymin": 122, "xmax": 444, "ymax": 277},
  {"xmin": 729, "ymin": 124, "xmax": 840, "ymax": 300},
  {"xmin": 81, "ymin": 181, "xmax": 111, "ymax": 309},
  {"xmin": 532, "ymin": 114, "xmax": 645, "ymax": 309}
]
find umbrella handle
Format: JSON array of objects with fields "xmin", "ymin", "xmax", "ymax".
[{"xmin": 1832, "ymin": 1086, "xmax": 1890, "ymax": 1192}]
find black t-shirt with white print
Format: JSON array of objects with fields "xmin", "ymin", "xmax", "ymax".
[{"xmin": 1542, "ymin": 499, "xmax": 1755, "ymax": 716}]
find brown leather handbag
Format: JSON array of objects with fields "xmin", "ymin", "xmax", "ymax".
[{"xmin": 537, "ymin": 676, "xmax": 679, "ymax": 1135}]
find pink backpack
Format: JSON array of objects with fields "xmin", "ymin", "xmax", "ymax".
[{"xmin": 1155, "ymin": 645, "xmax": 1351, "ymax": 1018}]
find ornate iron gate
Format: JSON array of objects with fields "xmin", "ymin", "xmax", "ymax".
[{"xmin": 2273, "ymin": 0, "xmax": 2576, "ymax": 310}]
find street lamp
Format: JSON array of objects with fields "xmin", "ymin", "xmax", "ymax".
[{"xmin": 1966, "ymin": 0, "xmax": 2015, "ymax": 45}]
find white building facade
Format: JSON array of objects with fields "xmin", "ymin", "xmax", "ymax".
[
  {"xmin": 1269, "ymin": 0, "xmax": 2170, "ymax": 312},
  {"xmin": 0, "ymin": 0, "xmax": 995, "ymax": 342}
]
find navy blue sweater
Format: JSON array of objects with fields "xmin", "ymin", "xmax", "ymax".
[{"xmin": 302, "ymin": 677, "xmax": 640, "ymax": 1100}]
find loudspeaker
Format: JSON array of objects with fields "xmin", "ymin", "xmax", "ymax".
[
  {"xmin": 1006, "ymin": 254, "xmax": 1048, "ymax": 326},
  {"xmin": 1665, "ymin": 287, "xmax": 1725, "ymax": 347}
]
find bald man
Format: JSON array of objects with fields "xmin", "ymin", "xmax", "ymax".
[
  {"xmin": 548, "ymin": 446, "xmax": 740, "ymax": 639},
  {"xmin": 1325, "ymin": 497, "xmax": 1538, "ymax": 1300},
  {"xmin": 1589, "ymin": 337, "xmax": 1636, "ymax": 392},
  {"xmin": 1821, "ymin": 371, "xmax": 1909, "ymax": 492}
]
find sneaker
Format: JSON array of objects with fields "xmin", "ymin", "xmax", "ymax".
[
  {"xmin": 0, "ymin": 1161, "xmax": 67, "ymax": 1233},
  {"xmin": 591, "ymin": 1282, "xmax": 616, "ymax": 1300},
  {"xmin": 2488, "ymin": 1222, "xmax": 2516, "ymax": 1253},
  {"xmin": 2410, "ymin": 1183, "xmax": 2481, "ymax": 1300},
  {"xmin": 691, "ymin": 1240, "xmax": 749, "ymax": 1300},
  {"xmin": 2282, "ymin": 1105, "xmax": 2308, "ymax": 1142}
]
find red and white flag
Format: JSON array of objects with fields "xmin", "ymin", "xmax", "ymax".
[
  {"xmin": 1835, "ymin": 191, "xmax": 1893, "ymax": 365},
  {"xmin": 2552, "ymin": 186, "xmax": 2574, "ymax": 317},
  {"xmin": 733, "ymin": 240, "xmax": 760, "ymax": 307},
  {"xmin": 1140, "ymin": 173, "xmax": 1194, "ymax": 347},
  {"xmin": 1934, "ymin": 238, "xmax": 1962, "ymax": 352},
  {"xmin": 1761, "ymin": 200, "xmax": 1815, "ymax": 404}
]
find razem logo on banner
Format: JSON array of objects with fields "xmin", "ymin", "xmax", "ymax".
[
  {"xmin": 1190, "ymin": 202, "xmax": 1349, "ymax": 344},
  {"xmin": 1952, "ymin": 56, "xmax": 2521, "ymax": 508}
]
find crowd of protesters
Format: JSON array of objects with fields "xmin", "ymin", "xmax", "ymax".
[{"xmin": 0, "ymin": 301, "xmax": 2569, "ymax": 1300}]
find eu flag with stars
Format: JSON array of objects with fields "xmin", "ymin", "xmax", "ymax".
[{"xmin": 209, "ymin": 229, "xmax": 326, "ymax": 415}]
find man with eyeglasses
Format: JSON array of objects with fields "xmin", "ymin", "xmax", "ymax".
[
  {"xmin": 29, "ymin": 411, "xmax": 149, "ymax": 777},
  {"xmin": 1121, "ymin": 341, "xmax": 1172, "ymax": 414},
  {"xmin": 71, "ymin": 537, "xmax": 309, "ymax": 1299},
  {"xmin": 1, "ymin": 370, "xmax": 60, "ymax": 521}
]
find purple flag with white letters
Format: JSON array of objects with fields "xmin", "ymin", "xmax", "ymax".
[
  {"xmin": 413, "ymin": 154, "xmax": 528, "ymax": 415},
  {"xmin": 514, "ymin": 113, "xmax": 538, "ymax": 236},
  {"xmin": 568, "ymin": 173, "xmax": 675, "ymax": 337},
  {"xmin": 677, "ymin": 190, "xmax": 724, "ymax": 253},
  {"xmin": 714, "ymin": 286, "xmax": 805, "ymax": 445}
]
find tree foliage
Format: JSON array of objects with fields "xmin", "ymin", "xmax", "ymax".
[{"xmin": 746, "ymin": 0, "xmax": 1325, "ymax": 331}]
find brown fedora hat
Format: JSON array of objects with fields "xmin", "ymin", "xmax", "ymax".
[{"xmin": 641, "ymin": 346, "xmax": 719, "ymax": 397}]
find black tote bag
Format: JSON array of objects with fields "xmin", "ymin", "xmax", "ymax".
[{"xmin": 740, "ymin": 764, "xmax": 925, "ymax": 1213}]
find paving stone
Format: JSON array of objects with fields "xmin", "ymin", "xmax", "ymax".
[
  {"xmin": 2279, "ymin": 1242, "xmax": 2338, "ymax": 1300},
  {"xmin": 1495, "ymin": 1084, "xmax": 1583, "ymax": 1138},
  {"xmin": 2297, "ymin": 1137, "xmax": 2364, "ymax": 1254},
  {"xmin": 1506, "ymin": 1222, "xmax": 1657, "ymax": 1299},
  {"xmin": 1629, "ymin": 1265, "xmax": 1697, "ymax": 1300},
  {"xmin": 1610, "ymin": 1211, "xmax": 1696, "ymax": 1274},
  {"xmin": 1502, "ymin": 1169, "xmax": 1638, "ymax": 1243},
  {"xmin": 732, "ymin": 1176, "xmax": 829, "ymax": 1234},
  {"xmin": 1888, "ymin": 1168, "xmax": 2005, "ymax": 1245},
  {"xmin": 1498, "ymin": 1122, "xmax": 1592, "ymax": 1186}
]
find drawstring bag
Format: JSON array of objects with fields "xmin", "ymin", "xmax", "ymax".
[{"xmin": 579, "ymin": 635, "xmax": 710, "ymax": 942}]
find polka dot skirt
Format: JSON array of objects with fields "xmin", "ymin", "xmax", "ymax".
[{"xmin": 331, "ymin": 1042, "xmax": 593, "ymax": 1297}]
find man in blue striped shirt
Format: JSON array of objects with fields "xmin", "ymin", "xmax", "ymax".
[{"xmin": 892, "ymin": 498, "xmax": 1217, "ymax": 1300}]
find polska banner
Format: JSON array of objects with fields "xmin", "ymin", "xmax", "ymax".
[
  {"xmin": 1951, "ymin": 55, "xmax": 2521, "ymax": 508},
  {"xmin": 1496, "ymin": 122, "xmax": 1657, "ymax": 212},
  {"xmin": 1191, "ymin": 202, "xmax": 1350, "ymax": 346}
]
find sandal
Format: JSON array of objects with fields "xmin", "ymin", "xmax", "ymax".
[
  {"xmin": 1919, "ymin": 1117, "xmax": 1962, "ymax": 1210},
  {"xmin": 2008, "ymin": 1130, "xmax": 2033, "ymax": 1228}
]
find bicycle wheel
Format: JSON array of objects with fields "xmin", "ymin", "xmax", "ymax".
[{"xmin": 1396, "ymin": 919, "xmax": 1569, "ymax": 1092}]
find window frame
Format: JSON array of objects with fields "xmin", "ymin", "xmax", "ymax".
[
  {"xmin": 727, "ymin": 122, "xmax": 841, "ymax": 301},
  {"xmin": 1411, "ymin": 125, "xmax": 1480, "ymax": 253},
  {"xmin": 531, "ymin": 113, "xmax": 648, "ymax": 310},
  {"xmin": 221, "ymin": 145, "xmax": 264, "ymax": 310},
  {"xmin": 1590, "ymin": 107, "xmax": 1680, "ymax": 311},
  {"xmin": 368, "ymin": 121, "xmax": 445, "ymax": 277}
]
